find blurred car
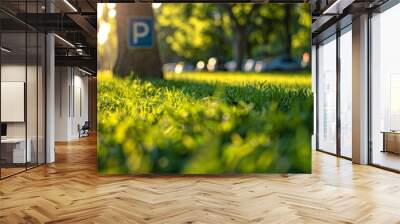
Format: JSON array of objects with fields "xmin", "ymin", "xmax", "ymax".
[
  {"xmin": 163, "ymin": 63, "xmax": 177, "ymax": 73},
  {"xmin": 174, "ymin": 62, "xmax": 194, "ymax": 73},
  {"xmin": 225, "ymin": 60, "xmax": 237, "ymax": 71},
  {"xmin": 243, "ymin": 59, "xmax": 256, "ymax": 72},
  {"xmin": 255, "ymin": 56, "xmax": 302, "ymax": 72},
  {"xmin": 254, "ymin": 60, "xmax": 267, "ymax": 73}
]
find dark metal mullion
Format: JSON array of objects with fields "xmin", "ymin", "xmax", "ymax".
[
  {"xmin": 316, "ymin": 44, "xmax": 320, "ymax": 151},
  {"xmin": 0, "ymin": 169, "xmax": 28, "ymax": 179},
  {"xmin": 36, "ymin": 0, "xmax": 39, "ymax": 168},
  {"xmin": 25, "ymin": 0, "xmax": 28, "ymax": 171},
  {"xmin": 374, "ymin": 0, "xmax": 400, "ymax": 13},
  {"xmin": 0, "ymin": 7, "xmax": 37, "ymax": 32},
  {"xmin": 0, "ymin": 21, "xmax": 2, "ymax": 179},
  {"xmin": 73, "ymin": 68, "xmax": 75, "ymax": 118},
  {"xmin": 317, "ymin": 149, "xmax": 352, "ymax": 161},
  {"xmin": 44, "ymin": 0, "xmax": 47, "ymax": 165},
  {"xmin": 367, "ymin": 11, "xmax": 373, "ymax": 165},
  {"xmin": 69, "ymin": 69, "xmax": 71, "ymax": 118},
  {"xmin": 44, "ymin": 33, "xmax": 47, "ymax": 164},
  {"xmin": 336, "ymin": 27, "xmax": 341, "ymax": 157},
  {"xmin": 370, "ymin": 163, "xmax": 400, "ymax": 174},
  {"xmin": 60, "ymin": 69, "xmax": 62, "ymax": 117}
]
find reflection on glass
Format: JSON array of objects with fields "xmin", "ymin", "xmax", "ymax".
[
  {"xmin": 318, "ymin": 35, "xmax": 337, "ymax": 154},
  {"xmin": 38, "ymin": 33, "xmax": 46, "ymax": 165},
  {"xmin": 27, "ymin": 31, "xmax": 38, "ymax": 169},
  {"xmin": 1, "ymin": 31, "xmax": 27, "ymax": 177},
  {"xmin": 371, "ymin": 3, "xmax": 400, "ymax": 171},
  {"xmin": 0, "ymin": 1, "xmax": 47, "ymax": 179},
  {"xmin": 340, "ymin": 27, "xmax": 352, "ymax": 158}
]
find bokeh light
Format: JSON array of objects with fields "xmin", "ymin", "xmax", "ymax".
[
  {"xmin": 152, "ymin": 3, "xmax": 162, "ymax": 9},
  {"xmin": 196, "ymin": 61, "xmax": 205, "ymax": 70},
  {"xmin": 98, "ymin": 22, "xmax": 111, "ymax": 45},
  {"xmin": 108, "ymin": 9, "xmax": 116, "ymax": 18}
]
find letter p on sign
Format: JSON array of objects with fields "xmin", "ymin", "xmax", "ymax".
[{"xmin": 129, "ymin": 17, "xmax": 153, "ymax": 48}]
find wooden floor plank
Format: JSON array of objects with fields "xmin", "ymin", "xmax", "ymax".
[{"xmin": 0, "ymin": 134, "xmax": 400, "ymax": 223}]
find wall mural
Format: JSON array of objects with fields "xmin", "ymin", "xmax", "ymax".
[{"xmin": 97, "ymin": 3, "xmax": 312, "ymax": 174}]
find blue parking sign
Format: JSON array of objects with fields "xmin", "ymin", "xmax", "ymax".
[{"xmin": 128, "ymin": 17, "xmax": 153, "ymax": 48}]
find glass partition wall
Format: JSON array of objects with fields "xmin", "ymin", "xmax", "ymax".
[
  {"xmin": 315, "ymin": 1, "xmax": 400, "ymax": 171},
  {"xmin": 339, "ymin": 26, "xmax": 352, "ymax": 159},
  {"xmin": 0, "ymin": 30, "xmax": 27, "ymax": 177},
  {"xmin": 0, "ymin": 1, "xmax": 46, "ymax": 179},
  {"xmin": 317, "ymin": 35, "xmax": 337, "ymax": 155},
  {"xmin": 370, "ymin": 3, "xmax": 400, "ymax": 171},
  {"xmin": 316, "ymin": 24, "xmax": 352, "ymax": 159}
]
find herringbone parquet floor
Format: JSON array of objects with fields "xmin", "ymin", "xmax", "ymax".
[{"xmin": 1, "ymin": 134, "xmax": 400, "ymax": 224}]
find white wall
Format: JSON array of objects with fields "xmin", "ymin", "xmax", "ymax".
[
  {"xmin": 55, "ymin": 67, "xmax": 89, "ymax": 141},
  {"xmin": 1, "ymin": 65, "xmax": 34, "ymax": 138},
  {"xmin": 55, "ymin": 66, "xmax": 70, "ymax": 141},
  {"xmin": 72, "ymin": 73, "xmax": 89, "ymax": 138},
  {"xmin": 1, "ymin": 65, "xmax": 26, "ymax": 81},
  {"xmin": 1, "ymin": 63, "xmax": 46, "ymax": 164},
  {"xmin": 1, "ymin": 65, "xmax": 26, "ymax": 142}
]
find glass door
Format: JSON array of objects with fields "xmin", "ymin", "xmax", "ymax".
[
  {"xmin": 0, "ymin": 1, "xmax": 47, "ymax": 179},
  {"xmin": 339, "ymin": 26, "xmax": 352, "ymax": 158},
  {"xmin": 370, "ymin": 3, "xmax": 400, "ymax": 171},
  {"xmin": 317, "ymin": 35, "xmax": 337, "ymax": 154}
]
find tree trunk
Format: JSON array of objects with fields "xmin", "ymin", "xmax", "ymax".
[
  {"xmin": 113, "ymin": 3, "xmax": 163, "ymax": 78},
  {"xmin": 284, "ymin": 4, "xmax": 292, "ymax": 60},
  {"xmin": 232, "ymin": 28, "xmax": 247, "ymax": 71},
  {"xmin": 247, "ymin": 42, "xmax": 252, "ymax": 59}
]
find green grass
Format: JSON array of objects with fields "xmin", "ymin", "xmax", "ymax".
[
  {"xmin": 165, "ymin": 71, "xmax": 311, "ymax": 87},
  {"xmin": 97, "ymin": 71, "xmax": 313, "ymax": 174}
]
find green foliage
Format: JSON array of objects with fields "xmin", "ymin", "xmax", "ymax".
[
  {"xmin": 156, "ymin": 4, "xmax": 311, "ymax": 62},
  {"xmin": 97, "ymin": 72, "xmax": 313, "ymax": 174},
  {"xmin": 157, "ymin": 4, "xmax": 232, "ymax": 63}
]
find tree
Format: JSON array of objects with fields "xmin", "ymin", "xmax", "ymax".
[
  {"xmin": 284, "ymin": 4, "xmax": 293, "ymax": 59},
  {"xmin": 229, "ymin": 4, "xmax": 270, "ymax": 60},
  {"xmin": 156, "ymin": 3, "xmax": 311, "ymax": 71},
  {"xmin": 291, "ymin": 4, "xmax": 311, "ymax": 59},
  {"xmin": 157, "ymin": 4, "xmax": 230, "ymax": 64},
  {"xmin": 113, "ymin": 3, "xmax": 163, "ymax": 78},
  {"xmin": 222, "ymin": 4, "xmax": 262, "ymax": 70}
]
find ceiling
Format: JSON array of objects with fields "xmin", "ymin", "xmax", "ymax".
[
  {"xmin": 310, "ymin": 0, "xmax": 390, "ymax": 42},
  {"xmin": 0, "ymin": 0, "xmax": 97, "ymax": 75}
]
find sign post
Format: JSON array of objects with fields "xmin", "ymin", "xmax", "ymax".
[{"xmin": 128, "ymin": 17, "xmax": 153, "ymax": 48}]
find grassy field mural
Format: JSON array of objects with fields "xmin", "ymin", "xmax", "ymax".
[
  {"xmin": 97, "ymin": 3, "xmax": 312, "ymax": 174},
  {"xmin": 98, "ymin": 72, "xmax": 312, "ymax": 174}
]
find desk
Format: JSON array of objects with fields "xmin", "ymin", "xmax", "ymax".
[
  {"xmin": 1, "ymin": 138, "xmax": 31, "ymax": 163},
  {"xmin": 382, "ymin": 131, "xmax": 400, "ymax": 154}
]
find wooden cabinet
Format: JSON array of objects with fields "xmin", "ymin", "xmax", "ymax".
[{"xmin": 382, "ymin": 132, "xmax": 400, "ymax": 154}]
